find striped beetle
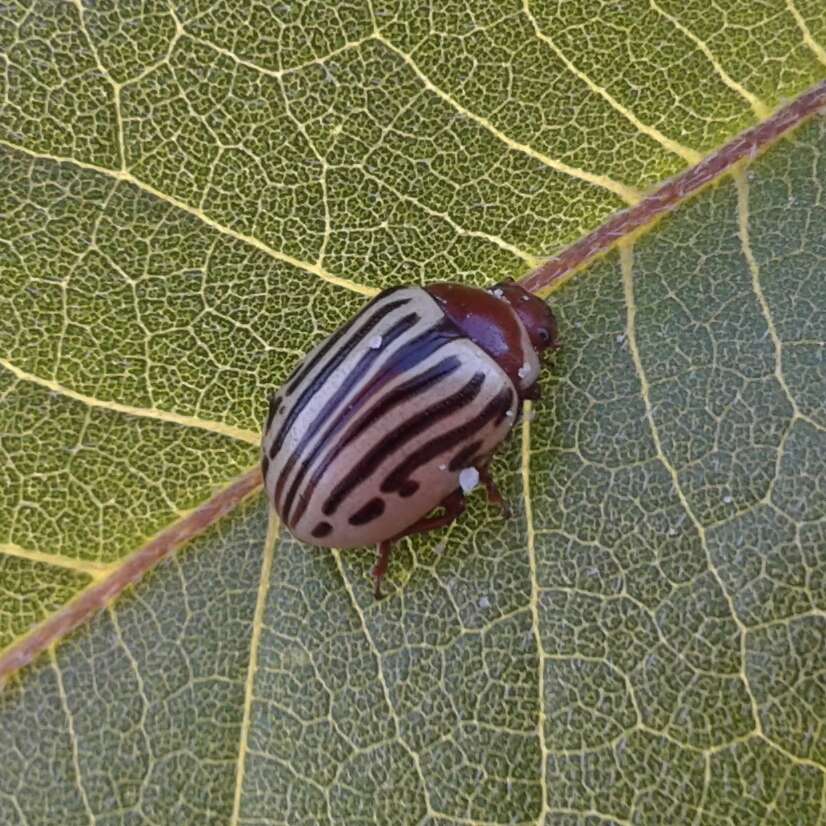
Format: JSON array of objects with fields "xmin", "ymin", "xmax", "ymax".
[{"xmin": 261, "ymin": 279, "xmax": 560, "ymax": 598}]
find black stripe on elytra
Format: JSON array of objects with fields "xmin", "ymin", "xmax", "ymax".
[
  {"xmin": 311, "ymin": 521, "xmax": 332, "ymax": 539},
  {"xmin": 260, "ymin": 454, "xmax": 270, "ymax": 482},
  {"xmin": 348, "ymin": 497, "xmax": 385, "ymax": 526},
  {"xmin": 321, "ymin": 372, "xmax": 486, "ymax": 517},
  {"xmin": 284, "ymin": 286, "xmax": 406, "ymax": 397},
  {"xmin": 269, "ymin": 297, "xmax": 410, "ymax": 462},
  {"xmin": 276, "ymin": 311, "xmax": 420, "ymax": 514},
  {"xmin": 381, "ymin": 388, "xmax": 513, "ymax": 496},
  {"xmin": 448, "ymin": 440, "xmax": 483, "ymax": 472},
  {"xmin": 283, "ymin": 334, "xmax": 460, "ymax": 528},
  {"xmin": 264, "ymin": 394, "xmax": 280, "ymax": 433},
  {"xmin": 287, "ymin": 354, "xmax": 463, "ymax": 528}
]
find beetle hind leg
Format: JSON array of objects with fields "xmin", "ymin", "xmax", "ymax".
[
  {"xmin": 372, "ymin": 541, "xmax": 392, "ymax": 601},
  {"xmin": 395, "ymin": 488, "xmax": 466, "ymax": 540},
  {"xmin": 371, "ymin": 489, "xmax": 467, "ymax": 600}
]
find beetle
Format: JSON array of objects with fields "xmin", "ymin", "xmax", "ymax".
[{"xmin": 261, "ymin": 279, "xmax": 560, "ymax": 598}]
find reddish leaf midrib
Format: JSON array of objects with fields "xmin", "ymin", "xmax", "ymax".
[
  {"xmin": 0, "ymin": 467, "xmax": 262, "ymax": 687},
  {"xmin": 520, "ymin": 78, "xmax": 826, "ymax": 295}
]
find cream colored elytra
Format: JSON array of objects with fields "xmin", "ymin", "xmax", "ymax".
[{"xmin": 260, "ymin": 281, "xmax": 559, "ymax": 595}]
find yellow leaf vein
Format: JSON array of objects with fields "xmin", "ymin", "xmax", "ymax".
[
  {"xmin": 0, "ymin": 139, "xmax": 377, "ymax": 299},
  {"xmin": 786, "ymin": 0, "xmax": 826, "ymax": 67},
  {"xmin": 523, "ymin": 0, "xmax": 703, "ymax": 164},
  {"xmin": 620, "ymin": 240, "xmax": 765, "ymax": 744},
  {"xmin": 648, "ymin": 0, "xmax": 771, "ymax": 119},
  {"xmin": 230, "ymin": 510, "xmax": 279, "ymax": 826},
  {"xmin": 0, "ymin": 356, "xmax": 260, "ymax": 445},
  {"xmin": 374, "ymin": 34, "xmax": 643, "ymax": 206}
]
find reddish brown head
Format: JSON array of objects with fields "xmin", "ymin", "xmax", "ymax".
[
  {"xmin": 491, "ymin": 279, "xmax": 560, "ymax": 354},
  {"xmin": 424, "ymin": 280, "xmax": 559, "ymax": 399}
]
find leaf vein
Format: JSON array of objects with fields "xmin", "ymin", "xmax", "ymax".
[
  {"xmin": 786, "ymin": 0, "xmax": 826, "ymax": 67},
  {"xmin": 0, "ymin": 357, "xmax": 260, "ymax": 444},
  {"xmin": 332, "ymin": 550, "xmax": 434, "ymax": 819},
  {"xmin": 230, "ymin": 510, "xmax": 279, "ymax": 826},
  {"xmin": 0, "ymin": 139, "xmax": 377, "ymax": 298},
  {"xmin": 0, "ymin": 542, "xmax": 112, "ymax": 579},
  {"xmin": 373, "ymin": 34, "xmax": 642, "ymax": 206},
  {"xmin": 648, "ymin": 0, "xmax": 770, "ymax": 119},
  {"xmin": 0, "ymin": 467, "xmax": 262, "ymax": 685},
  {"xmin": 49, "ymin": 647, "xmax": 96, "ymax": 825},
  {"xmin": 520, "ymin": 404, "xmax": 549, "ymax": 826},
  {"xmin": 523, "ymin": 0, "xmax": 703, "ymax": 163},
  {"xmin": 620, "ymin": 240, "xmax": 765, "ymax": 743}
]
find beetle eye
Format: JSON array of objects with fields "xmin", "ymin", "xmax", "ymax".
[{"xmin": 538, "ymin": 328, "xmax": 550, "ymax": 344}]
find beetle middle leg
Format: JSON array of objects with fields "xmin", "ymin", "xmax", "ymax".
[
  {"xmin": 477, "ymin": 463, "xmax": 512, "ymax": 518},
  {"xmin": 371, "ymin": 489, "xmax": 466, "ymax": 600},
  {"xmin": 393, "ymin": 488, "xmax": 466, "ymax": 541}
]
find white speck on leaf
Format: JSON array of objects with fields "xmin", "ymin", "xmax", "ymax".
[
  {"xmin": 478, "ymin": 595, "xmax": 491, "ymax": 609},
  {"xmin": 368, "ymin": 335, "xmax": 382, "ymax": 349},
  {"xmin": 433, "ymin": 542, "xmax": 445, "ymax": 555},
  {"xmin": 616, "ymin": 333, "xmax": 626, "ymax": 345},
  {"xmin": 723, "ymin": 494, "xmax": 733, "ymax": 504},
  {"xmin": 459, "ymin": 467, "xmax": 479, "ymax": 493}
]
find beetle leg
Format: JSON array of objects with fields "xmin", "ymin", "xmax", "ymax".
[
  {"xmin": 372, "ymin": 541, "xmax": 392, "ymax": 601},
  {"xmin": 392, "ymin": 488, "xmax": 466, "ymax": 541},
  {"xmin": 371, "ymin": 490, "xmax": 467, "ymax": 600},
  {"xmin": 522, "ymin": 380, "xmax": 541, "ymax": 401},
  {"xmin": 478, "ymin": 464, "xmax": 512, "ymax": 519}
]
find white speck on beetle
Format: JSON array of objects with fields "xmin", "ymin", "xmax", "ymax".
[
  {"xmin": 459, "ymin": 467, "xmax": 479, "ymax": 493},
  {"xmin": 506, "ymin": 410, "xmax": 513, "ymax": 417},
  {"xmin": 478, "ymin": 595, "xmax": 491, "ymax": 609},
  {"xmin": 518, "ymin": 364, "xmax": 530, "ymax": 378},
  {"xmin": 439, "ymin": 463, "xmax": 447, "ymax": 470},
  {"xmin": 368, "ymin": 335, "xmax": 382, "ymax": 349},
  {"xmin": 492, "ymin": 288, "xmax": 504, "ymax": 299},
  {"xmin": 522, "ymin": 295, "xmax": 530, "ymax": 302}
]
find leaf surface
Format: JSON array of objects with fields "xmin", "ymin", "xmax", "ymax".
[{"xmin": 1, "ymin": 1, "xmax": 825, "ymax": 823}]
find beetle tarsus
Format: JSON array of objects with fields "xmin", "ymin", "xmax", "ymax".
[{"xmin": 373, "ymin": 541, "xmax": 392, "ymax": 600}]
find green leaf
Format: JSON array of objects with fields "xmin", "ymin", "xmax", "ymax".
[{"xmin": 1, "ymin": 1, "xmax": 825, "ymax": 823}]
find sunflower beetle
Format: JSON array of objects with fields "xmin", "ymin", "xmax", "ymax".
[{"xmin": 261, "ymin": 279, "xmax": 559, "ymax": 598}]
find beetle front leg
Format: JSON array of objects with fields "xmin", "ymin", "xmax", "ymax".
[{"xmin": 522, "ymin": 380, "xmax": 541, "ymax": 401}]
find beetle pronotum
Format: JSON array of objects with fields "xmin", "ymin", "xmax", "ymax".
[{"xmin": 261, "ymin": 279, "xmax": 560, "ymax": 598}]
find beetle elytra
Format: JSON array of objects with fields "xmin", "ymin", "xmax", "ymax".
[{"xmin": 261, "ymin": 279, "xmax": 559, "ymax": 598}]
